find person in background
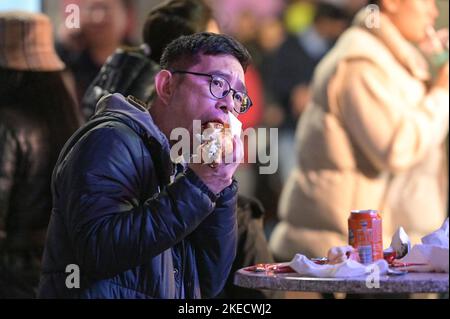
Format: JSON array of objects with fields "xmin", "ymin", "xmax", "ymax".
[
  {"xmin": 270, "ymin": 0, "xmax": 449, "ymax": 263},
  {"xmin": 269, "ymin": 1, "xmax": 354, "ymax": 184},
  {"xmin": 82, "ymin": 0, "xmax": 281, "ymax": 299},
  {"xmin": 57, "ymin": 0, "xmax": 135, "ymax": 104},
  {"xmin": 0, "ymin": 11, "xmax": 81, "ymax": 298}
]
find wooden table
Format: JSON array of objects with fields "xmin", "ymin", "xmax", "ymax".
[{"xmin": 234, "ymin": 268, "xmax": 449, "ymax": 294}]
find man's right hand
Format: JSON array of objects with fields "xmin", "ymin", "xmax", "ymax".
[{"xmin": 188, "ymin": 136, "xmax": 243, "ymax": 195}]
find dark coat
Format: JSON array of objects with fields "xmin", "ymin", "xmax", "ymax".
[{"xmin": 38, "ymin": 93, "xmax": 238, "ymax": 298}]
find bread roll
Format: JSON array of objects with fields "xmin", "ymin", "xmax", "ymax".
[{"xmin": 201, "ymin": 122, "xmax": 233, "ymax": 166}]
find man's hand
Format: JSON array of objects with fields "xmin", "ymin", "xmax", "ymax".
[{"xmin": 188, "ymin": 136, "xmax": 243, "ymax": 195}]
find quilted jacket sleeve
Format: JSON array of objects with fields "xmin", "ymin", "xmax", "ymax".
[{"xmin": 55, "ymin": 123, "xmax": 217, "ymax": 279}]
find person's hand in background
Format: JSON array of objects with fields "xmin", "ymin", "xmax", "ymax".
[{"xmin": 420, "ymin": 27, "xmax": 449, "ymax": 91}]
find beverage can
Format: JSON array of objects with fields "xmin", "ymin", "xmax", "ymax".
[{"xmin": 348, "ymin": 209, "xmax": 383, "ymax": 264}]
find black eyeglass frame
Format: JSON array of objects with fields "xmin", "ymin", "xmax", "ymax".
[{"xmin": 170, "ymin": 70, "xmax": 253, "ymax": 114}]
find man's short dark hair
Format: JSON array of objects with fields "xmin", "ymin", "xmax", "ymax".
[
  {"xmin": 143, "ymin": 0, "xmax": 214, "ymax": 63},
  {"xmin": 160, "ymin": 32, "xmax": 252, "ymax": 72}
]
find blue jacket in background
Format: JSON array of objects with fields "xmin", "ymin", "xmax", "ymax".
[{"xmin": 38, "ymin": 93, "xmax": 238, "ymax": 298}]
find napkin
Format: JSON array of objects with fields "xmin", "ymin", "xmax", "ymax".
[
  {"xmin": 289, "ymin": 254, "xmax": 388, "ymax": 278},
  {"xmin": 228, "ymin": 113, "xmax": 242, "ymax": 137},
  {"xmin": 384, "ymin": 227, "xmax": 411, "ymax": 259},
  {"xmin": 398, "ymin": 218, "xmax": 449, "ymax": 273}
]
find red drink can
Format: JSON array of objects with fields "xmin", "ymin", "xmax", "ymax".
[{"xmin": 348, "ymin": 210, "xmax": 383, "ymax": 264}]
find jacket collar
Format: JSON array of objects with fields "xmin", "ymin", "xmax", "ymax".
[
  {"xmin": 353, "ymin": 7, "xmax": 430, "ymax": 81},
  {"xmin": 93, "ymin": 93, "xmax": 170, "ymax": 151}
]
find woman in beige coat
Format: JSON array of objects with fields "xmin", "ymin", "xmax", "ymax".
[{"xmin": 270, "ymin": 0, "xmax": 449, "ymax": 261}]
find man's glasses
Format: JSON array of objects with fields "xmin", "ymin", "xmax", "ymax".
[{"xmin": 170, "ymin": 70, "xmax": 253, "ymax": 114}]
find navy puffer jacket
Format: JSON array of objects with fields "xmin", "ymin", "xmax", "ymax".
[{"xmin": 38, "ymin": 93, "xmax": 238, "ymax": 298}]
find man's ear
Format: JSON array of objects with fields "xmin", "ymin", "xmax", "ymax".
[{"xmin": 154, "ymin": 70, "xmax": 173, "ymax": 105}]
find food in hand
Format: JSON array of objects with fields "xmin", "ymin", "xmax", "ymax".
[{"xmin": 200, "ymin": 122, "xmax": 233, "ymax": 167}]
